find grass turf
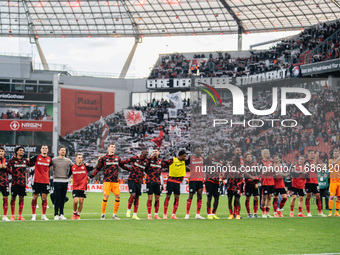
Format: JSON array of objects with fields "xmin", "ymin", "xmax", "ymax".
[{"xmin": 1, "ymin": 192, "xmax": 339, "ymax": 255}]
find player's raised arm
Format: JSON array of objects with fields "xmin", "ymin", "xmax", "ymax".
[
  {"xmin": 89, "ymin": 156, "xmax": 104, "ymax": 178},
  {"xmin": 27, "ymin": 155, "xmax": 38, "ymax": 167},
  {"xmin": 119, "ymin": 157, "xmax": 132, "ymax": 171},
  {"xmin": 161, "ymin": 158, "xmax": 173, "ymax": 169}
]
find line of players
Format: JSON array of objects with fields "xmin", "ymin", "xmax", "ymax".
[{"xmin": 0, "ymin": 144, "xmax": 339, "ymax": 221}]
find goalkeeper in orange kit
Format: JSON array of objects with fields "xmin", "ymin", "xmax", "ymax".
[
  {"xmin": 90, "ymin": 143, "xmax": 130, "ymax": 220},
  {"xmin": 328, "ymin": 147, "xmax": 340, "ymax": 217}
]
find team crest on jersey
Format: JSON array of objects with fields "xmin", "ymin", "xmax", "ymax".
[
  {"xmin": 81, "ymin": 166, "xmax": 84, "ymax": 169},
  {"xmin": 39, "ymin": 158, "xmax": 41, "ymax": 161}
]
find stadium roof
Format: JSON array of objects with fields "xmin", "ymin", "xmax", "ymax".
[{"xmin": 1, "ymin": 0, "xmax": 339, "ymax": 38}]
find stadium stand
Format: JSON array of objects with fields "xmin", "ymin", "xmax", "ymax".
[
  {"xmin": 148, "ymin": 20, "xmax": 340, "ymax": 79},
  {"xmin": 63, "ymin": 86, "xmax": 339, "ymax": 183}
]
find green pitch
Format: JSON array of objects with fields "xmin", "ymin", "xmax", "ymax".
[{"xmin": 1, "ymin": 192, "xmax": 339, "ymax": 255}]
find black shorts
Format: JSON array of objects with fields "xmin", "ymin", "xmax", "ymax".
[
  {"xmin": 274, "ymin": 188, "xmax": 287, "ymax": 196},
  {"xmin": 262, "ymin": 185, "xmax": 275, "ymax": 195},
  {"xmin": 128, "ymin": 180, "xmax": 142, "ymax": 196},
  {"xmin": 0, "ymin": 186, "xmax": 9, "ymax": 196},
  {"xmin": 227, "ymin": 189, "xmax": 241, "ymax": 198},
  {"xmin": 305, "ymin": 183, "xmax": 320, "ymax": 194},
  {"xmin": 147, "ymin": 182, "xmax": 161, "ymax": 195},
  {"xmin": 292, "ymin": 187, "xmax": 305, "ymax": 197},
  {"xmin": 206, "ymin": 181, "xmax": 219, "ymax": 197},
  {"xmin": 285, "ymin": 181, "xmax": 292, "ymax": 191},
  {"xmin": 166, "ymin": 181, "xmax": 180, "ymax": 195},
  {"xmin": 32, "ymin": 182, "xmax": 50, "ymax": 195},
  {"xmin": 245, "ymin": 184, "xmax": 259, "ymax": 197},
  {"xmin": 189, "ymin": 181, "xmax": 203, "ymax": 194},
  {"xmin": 11, "ymin": 185, "xmax": 27, "ymax": 197},
  {"xmin": 72, "ymin": 190, "xmax": 87, "ymax": 198}
]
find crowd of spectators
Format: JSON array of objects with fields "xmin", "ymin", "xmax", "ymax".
[
  {"xmin": 0, "ymin": 107, "xmax": 49, "ymax": 120},
  {"xmin": 148, "ymin": 20, "xmax": 340, "ymax": 79},
  {"xmin": 190, "ymin": 87, "xmax": 339, "ymax": 164},
  {"xmin": 63, "ymin": 85, "xmax": 339, "ymax": 184}
]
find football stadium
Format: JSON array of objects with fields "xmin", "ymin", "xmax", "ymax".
[{"xmin": 0, "ymin": 1, "xmax": 340, "ymax": 254}]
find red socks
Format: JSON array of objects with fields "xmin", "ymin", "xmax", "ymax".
[
  {"xmin": 254, "ymin": 200, "xmax": 258, "ymax": 214},
  {"xmin": 306, "ymin": 198, "xmax": 311, "ymax": 213},
  {"xmin": 273, "ymin": 198, "xmax": 278, "ymax": 213},
  {"xmin": 265, "ymin": 207, "xmax": 270, "ymax": 214},
  {"xmin": 154, "ymin": 200, "xmax": 159, "ymax": 214},
  {"xmin": 128, "ymin": 195, "xmax": 134, "ymax": 210},
  {"xmin": 245, "ymin": 200, "xmax": 250, "ymax": 214},
  {"xmin": 279, "ymin": 198, "xmax": 287, "ymax": 210},
  {"xmin": 133, "ymin": 198, "xmax": 139, "ymax": 213},
  {"xmin": 236, "ymin": 206, "xmax": 241, "ymax": 216},
  {"xmin": 11, "ymin": 199, "xmax": 15, "ymax": 216},
  {"xmin": 172, "ymin": 198, "xmax": 179, "ymax": 215},
  {"xmin": 164, "ymin": 197, "xmax": 170, "ymax": 215},
  {"xmin": 32, "ymin": 198, "xmax": 37, "ymax": 214},
  {"xmin": 3, "ymin": 197, "xmax": 8, "ymax": 216},
  {"xmin": 42, "ymin": 199, "xmax": 47, "ymax": 215},
  {"xmin": 186, "ymin": 199, "xmax": 192, "ymax": 214},
  {"xmin": 19, "ymin": 199, "xmax": 24, "ymax": 216},
  {"xmin": 316, "ymin": 199, "xmax": 322, "ymax": 214},
  {"xmin": 147, "ymin": 199, "xmax": 152, "ymax": 214},
  {"xmin": 196, "ymin": 199, "xmax": 202, "ymax": 214}
]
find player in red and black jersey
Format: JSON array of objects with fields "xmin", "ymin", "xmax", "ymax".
[
  {"xmin": 304, "ymin": 149, "xmax": 326, "ymax": 217},
  {"xmin": 290, "ymin": 155, "xmax": 307, "ymax": 217},
  {"xmin": 162, "ymin": 150, "xmax": 189, "ymax": 220},
  {"xmin": 90, "ymin": 143, "xmax": 130, "ymax": 220},
  {"xmin": 205, "ymin": 150, "xmax": 224, "ymax": 220},
  {"xmin": 272, "ymin": 155, "xmax": 288, "ymax": 218},
  {"xmin": 227, "ymin": 148, "xmax": 244, "ymax": 220},
  {"xmin": 258, "ymin": 149, "xmax": 274, "ymax": 218},
  {"xmin": 122, "ymin": 150, "xmax": 148, "ymax": 220},
  {"xmin": 185, "ymin": 145, "xmax": 205, "ymax": 220},
  {"xmin": 145, "ymin": 148, "xmax": 163, "ymax": 220},
  {"xmin": 68, "ymin": 153, "xmax": 93, "ymax": 220},
  {"xmin": 27, "ymin": 145, "xmax": 52, "ymax": 221},
  {"xmin": 0, "ymin": 147, "xmax": 10, "ymax": 221},
  {"xmin": 7, "ymin": 146, "xmax": 29, "ymax": 221},
  {"xmin": 244, "ymin": 152, "xmax": 260, "ymax": 218}
]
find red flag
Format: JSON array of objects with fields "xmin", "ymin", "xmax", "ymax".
[{"xmin": 151, "ymin": 130, "xmax": 164, "ymax": 148}]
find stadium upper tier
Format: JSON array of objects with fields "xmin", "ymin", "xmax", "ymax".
[
  {"xmin": 0, "ymin": 0, "xmax": 339, "ymax": 38},
  {"xmin": 148, "ymin": 20, "xmax": 340, "ymax": 79}
]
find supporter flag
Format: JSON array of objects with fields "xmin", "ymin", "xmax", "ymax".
[
  {"xmin": 168, "ymin": 108, "xmax": 177, "ymax": 118},
  {"xmin": 175, "ymin": 126, "xmax": 181, "ymax": 137},
  {"xmin": 151, "ymin": 130, "xmax": 164, "ymax": 148},
  {"xmin": 99, "ymin": 116, "xmax": 109, "ymax": 148},
  {"xmin": 124, "ymin": 109, "xmax": 143, "ymax": 127},
  {"xmin": 166, "ymin": 91, "xmax": 183, "ymax": 109}
]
